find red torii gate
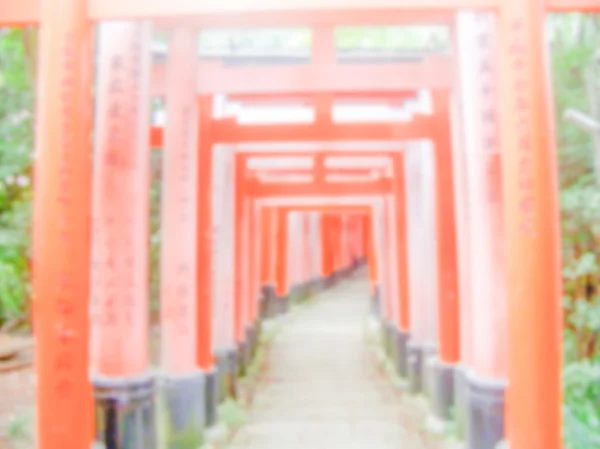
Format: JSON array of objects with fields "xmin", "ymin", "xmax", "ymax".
[{"xmin": 0, "ymin": 0, "xmax": 587, "ymax": 448}]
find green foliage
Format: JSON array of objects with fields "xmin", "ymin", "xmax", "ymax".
[
  {"xmin": 0, "ymin": 29, "xmax": 34, "ymax": 328},
  {"xmin": 563, "ymin": 361, "xmax": 600, "ymax": 449},
  {"xmin": 551, "ymin": 13, "xmax": 600, "ymax": 448}
]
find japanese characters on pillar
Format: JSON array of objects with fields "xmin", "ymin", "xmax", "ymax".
[
  {"xmin": 161, "ymin": 27, "xmax": 199, "ymax": 374},
  {"xmin": 90, "ymin": 21, "xmax": 152, "ymax": 378},
  {"xmin": 32, "ymin": 0, "xmax": 93, "ymax": 445},
  {"xmin": 498, "ymin": 2, "xmax": 562, "ymax": 449}
]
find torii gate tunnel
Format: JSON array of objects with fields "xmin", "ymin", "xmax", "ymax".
[{"xmin": 1, "ymin": 0, "xmax": 592, "ymax": 448}]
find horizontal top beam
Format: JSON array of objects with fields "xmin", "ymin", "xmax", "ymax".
[
  {"xmin": 5, "ymin": 1, "xmax": 599, "ymax": 26},
  {"xmin": 257, "ymin": 195, "xmax": 381, "ymax": 207},
  {"xmin": 152, "ymin": 55, "xmax": 452, "ymax": 94},
  {"xmin": 274, "ymin": 204, "xmax": 371, "ymax": 212},
  {"xmin": 226, "ymin": 91, "xmax": 419, "ymax": 105}
]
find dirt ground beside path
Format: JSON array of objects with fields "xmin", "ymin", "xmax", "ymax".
[{"xmin": 0, "ymin": 365, "xmax": 35, "ymax": 449}]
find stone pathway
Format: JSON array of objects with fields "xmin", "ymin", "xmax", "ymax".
[{"xmin": 228, "ymin": 276, "xmax": 435, "ymax": 449}]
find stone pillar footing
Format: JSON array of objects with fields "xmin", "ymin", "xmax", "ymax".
[
  {"xmin": 161, "ymin": 371, "xmax": 206, "ymax": 449},
  {"xmin": 92, "ymin": 373, "xmax": 157, "ymax": 449},
  {"xmin": 204, "ymin": 368, "xmax": 219, "ymax": 428},
  {"xmin": 215, "ymin": 347, "xmax": 238, "ymax": 401},
  {"xmin": 466, "ymin": 372, "xmax": 506, "ymax": 449},
  {"xmin": 394, "ymin": 329, "xmax": 410, "ymax": 378},
  {"xmin": 431, "ymin": 360, "xmax": 456, "ymax": 420}
]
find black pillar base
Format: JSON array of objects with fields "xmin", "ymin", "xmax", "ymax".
[
  {"xmin": 370, "ymin": 285, "xmax": 381, "ymax": 317},
  {"xmin": 260, "ymin": 284, "xmax": 276, "ymax": 319},
  {"xmin": 431, "ymin": 360, "xmax": 456, "ymax": 420},
  {"xmin": 214, "ymin": 348, "xmax": 238, "ymax": 401},
  {"xmin": 382, "ymin": 321, "xmax": 395, "ymax": 357},
  {"xmin": 274, "ymin": 294, "xmax": 290, "ymax": 315},
  {"xmin": 407, "ymin": 341, "xmax": 437, "ymax": 395},
  {"xmin": 236, "ymin": 339, "xmax": 249, "ymax": 378},
  {"xmin": 93, "ymin": 373, "xmax": 157, "ymax": 449},
  {"xmin": 394, "ymin": 329, "xmax": 410, "ymax": 378},
  {"xmin": 204, "ymin": 368, "xmax": 219, "ymax": 428},
  {"xmin": 253, "ymin": 320, "xmax": 262, "ymax": 355},
  {"xmin": 288, "ymin": 284, "xmax": 302, "ymax": 305},
  {"xmin": 453, "ymin": 365, "xmax": 468, "ymax": 438},
  {"xmin": 247, "ymin": 323, "xmax": 258, "ymax": 359},
  {"xmin": 162, "ymin": 371, "xmax": 206, "ymax": 449},
  {"xmin": 466, "ymin": 372, "xmax": 506, "ymax": 449},
  {"xmin": 407, "ymin": 341, "xmax": 424, "ymax": 394}
]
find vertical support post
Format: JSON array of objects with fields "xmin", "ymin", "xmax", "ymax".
[
  {"xmin": 381, "ymin": 198, "xmax": 395, "ymax": 356},
  {"xmin": 274, "ymin": 207, "xmax": 290, "ymax": 313},
  {"xmin": 365, "ymin": 210, "xmax": 380, "ymax": 315},
  {"xmin": 237, "ymin": 196, "xmax": 252, "ymax": 375},
  {"xmin": 405, "ymin": 142, "xmax": 439, "ymax": 396},
  {"xmin": 431, "ymin": 91, "xmax": 461, "ymax": 419},
  {"xmin": 302, "ymin": 212, "xmax": 313, "ymax": 295},
  {"xmin": 498, "ymin": 3, "xmax": 562, "ymax": 449},
  {"xmin": 91, "ymin": 21, "xmax": 156, "ymax": 449},
  {"xmin": 451, "ymin": 14, "xmax": 476, "ymax": 438},
  {"xmin": 196, "ymin": 96, "xmax": 218, "ymax": 403},
  {"xmin": 246, "ymin": 198, "xmax": 260, "ymax": 359},
  {"xmin": 392, "ymin": 153, "xmax": 411, "ymax": 378},
  {"xmin": 457, "ymin": 12, "xmax": 507, "ymax": 448},
  {"xmin": 160, "ymin": 27, "xmax": 213, "ymax": 446},
  {"xmin": 259, "ymin": 207, "xmax": 275, "ymax": 318},
  {"xmin": 211, "ymin": 143, "xmax": 237, "ymax": 400},
  {"xmin": 233, "ymin": 153, "xmax": 247, "ymax": 364},
  {"xmin": 320, "ymin": 213, "xmax": 334, "ymax": 287},
  {"xmin": 33, "ymin": 0, "xmax": 93, "ymax": 447}
]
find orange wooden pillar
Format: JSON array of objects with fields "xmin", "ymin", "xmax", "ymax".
[
  {"xmin": 361, "ymin": 213, "xmax": 371, "ymax": 263},
  {"xmin": 274, "ymin": 207, "xmax": 290, "ymax": 313},
  {"xmin": 498, "ymin": 3, "xmax": 562, "ymax": 449},
  {"xmin": 320, "ymin": 213, "xmax": 335, "ymax": 288},
  {"xmin": 233, "ymin": 153, "xmax": 250, "ymax": 373},
  {"xmin": 365, "ymin": 210, "xmax": 380, "ymax": 314},
  {"xmin": 211, "ymin": 146, "xmax": 237, "ymax": 400},
  {"xmin": 456, "ymin": 12, "xmax": 508, "ymax": 448},
  {"xmin": 239, "ymin": 195, "xmax": 258, "ymax": 370},
  {"xmin": 195, "ymin": 96, "xmax": 219, "ymax": 405},
  {"xmin": 405, "ymin": 142, "xmax": 439, "ymax": 395},
  {"xmin": 32, "ymin": 0, "xmax": 94, "ymax": 447},
  {"xmin": 90, "ymin": 22, "xmax": 156, "ymax": 448},
  {"xmin": 391, "ymin": 153, "xmax": 411, "ymax": 378},
  {"xmin": 160, "ymin": 27, "xmax": 216, "ymax": 440},
  {"xmin": 301, "ymin": 212, "xmax": 313, "ymax": 295},
  {"xmin": 429, "ymin": 91, "xmax": 461, "ymax": 419}
]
